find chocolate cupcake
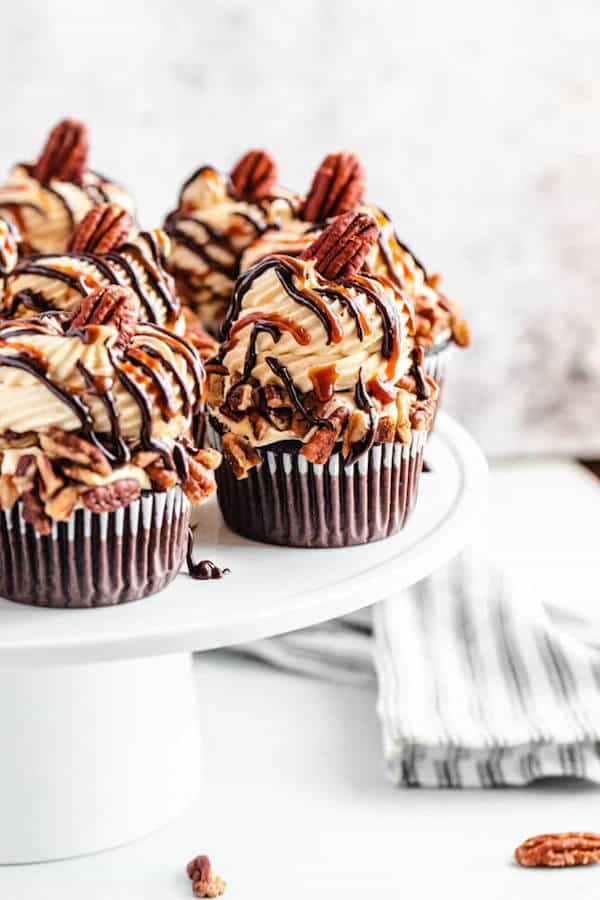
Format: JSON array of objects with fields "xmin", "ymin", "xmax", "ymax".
[
  {"xmin": 0, "ymin": 285, "xmax": 219, "ymax": 607},
  {"xmin": 207, "ymin": 211, "xmax": 437, "ymax": 548},
  {"xmin": 0, "ymin": 119, "xmax": 135, "ymax": 255},
  {"xmin": 164, "ymin": 150, "xmax": 301, "ymax": 336},
  {"xmin": 241, "ymin": 152, "xmax": 470, "ymax": 399}
]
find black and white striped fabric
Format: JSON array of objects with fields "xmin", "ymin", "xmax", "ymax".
[{"xmin": 239, "ymin": 550, "xmax": 600, "ymax": 787}]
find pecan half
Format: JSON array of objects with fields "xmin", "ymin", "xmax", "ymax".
[
  {"xmin": 303, "ymin": 152, "xmax": 366, "ymax": 223},
  {"xmin": 515, "ymin": 833, "xmax": 600, "ymax": 868},
  {"xmin": 230, "ymin": 149, "xmax": 278, "ymax": 201},
  {"xmin": 82, "ymin": 478, "xmax": 141, "ymax": 513},
  {"xmin": 221, "ymin": 432, "xmax": 261, "ymax": 479},
  {"xmin": 41, "ymin": 428, "xmax": 111, "ymax": 476},
  {"xmin": 32, "ymin": 118, "xmax": 89, "ymax": 186},
  {"xmin": 300, "ymin": 211, "xmax": 378, "ymax": 280},
  {"xmin": 68, "ymin": 285, "xmax": 139, "ymax": 349},
  {"xmin": 67, "ymin": 203, "xmax": 134, "ymax": 254}
]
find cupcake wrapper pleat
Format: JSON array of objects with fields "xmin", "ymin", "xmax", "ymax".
[
  {"xmin": 423, "ymin": 344, "xmax": 450, "ymax": 428},
  {"xmin": 209, "ymin": 425, "xmax": 427, "ymax": 548},
  {"xmin": 0, "ymin": 487, "xmax": 190, "ymax": 608}
]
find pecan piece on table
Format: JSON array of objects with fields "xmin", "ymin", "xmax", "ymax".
[
  {"xmin": 221, "ymin": 432, "xmax": 261, "ymax": 479},
  {"xmin": 82, "ymin": 478, "xmax": 141, "ymax": 513},
  {"xmin": 41, "ymin": 428, "xmax": 111, "ymax": 476},
  {"xmin": 300, "ymin": 211, "xmax": 378, "ymax": 280},
  {"xmin": 67, "ymin": 285, "xmax": 139, "ymax": 349},
  {"xmin": 32, "ymin": 118, "xmax": 89, "ymax": 186},
  {"xmin": 302, "ymin": 151, "xmax": 366, "ymax": 222},
  {"xmin": 187, "ymin": 855, "xmax": 226, "ymax": 898},
  {"xmin": 67, "ymin": 202, "xmax": 134, "ymax": 254},
  {"xmin": 230, "ymin": 149, "xmax": 278, "ymax": 202},
  {"xmin": 515, "ymin": 832, "xmax": 600, "ymax": 868}
]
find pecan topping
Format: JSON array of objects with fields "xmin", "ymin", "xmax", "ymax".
[
  {"xmin": 300, "ymin": 211, "xmax": 378, "ymax": 280},
  {"xmin": 32, "ymin": 118, "xmax": 89, "ymax": 186},
  {"xmin": 221, "ymin": 432, "xmax": 261, "ymax": 479},
  {"xmin": 22, "ymin": 490, "xmax": 51, "ymax": 535},
  {"xmin": 67, "ymin": 203, "xmax": 134, "ymax": 254},
  {"xmin": 41, "ymin": 428, "xmax": 111, "ymax": 476},
  {"xmin": 82, "ymin": 478, "xmax": 141, "ymax": 513},
  {"xmin": 187, "ymin": 855, "xmax": 226, "ymax": 898},
  {"xmin": 302, "ymin": 152, "xmax": 366, "ymax": 222},
  {"xmin": 182, "ymin": 458, "xmax": 216, "ymax": 504},
  {"xmin": 230, "ymin": 149, "xmax": 278, "ymax": 202},
  {"xmin": 515, "ymin": 833, "xmax": 600, "ymax": 868},
  {"xmin": 301, "ymin": 406, "xmax": 349, "ymax": 464},
  {"xmin": 68, "ymin": 285, "xmax": 139, "ymax": 349}
]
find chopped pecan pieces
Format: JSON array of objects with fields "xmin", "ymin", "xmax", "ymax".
[
  {"xmin": 68, "ymin": 285, "xmax": 139, "ymax": 349},
  {"xmin": 41, "ymin": 428, "xmax": 111, "ymax": 476},
  {"xmin": 192, "ymin": 448, "xmax": 221, "ymax": 470},
  {"xmin": 303, "ymin": 151, "xmax": 366, "ymax": 222},
  {"xmin": 67, "ymin": 202, "xmax": 134, "ymax": 254},
  {"xmin": 22, "ymin": 490, "xmax": 51, "ymax": 535},
  {"xmin": 182, "ymin": 458, "xmax": 216, "ymax": 503},
  {"xmin": 249, "ymin": 411, "xmax": 269, "ymax": 441},
  {"xmin": 227, "ymin": 382, "xmax": 254, "ymax": 412},
  {"xmin": 374, "ymin": 415, "xmax": 396, "ymax": 444},
  {"xmin": 451, "ymin": 317, "xmax": 470, "ymax": 347},
  {"xmin": 300, "ymin": 211, "xmax": 378, "ymax": 280},
  {"xmin": 44, "ymin": 485, "xmax": 79, "ymax": 521},
  {"xmin": 0, "ymin": 474, "xmax": 18, "ymax": 510},
  {"xmin": 262, "ymin": 383, "xmax": 287, "ymax": 408},
  {"xmin": 146, "ymin": 463, "xmax": 178, "ymax": 492},
  {"xmin": 33, "ymin": 118, "xmax": 89, "ymax": 186},
  {"xmin": 301, "ymin": 406, "xmax": 349, "ymax": 464},
  {"xmin": 342, "ymin": 409, "xmax": 369, "ymax": 458},
  {"xmin": 82, "ymin": 478, "xmax": 141, "ymax": 513},
  {"xmin": 230, "ymin": 149, "xmax": 278, "ymax": 201},
  {"xmin": 36, "ymin": 452, "xmax": 64, "ymax": 499},
  {"xmin": 515, "ymin": 833, "xmax": 600, "ymax": 868},
  {"xmin": 221, "ymin": 432, "xmax": 261, "ymax": 479},
  {"xmin": 13, "ymin": 453, "xmax": 37, "ymax": 492},
  {"xmin": 206, "ymin": 369, "xmax": 228, "ymax": 408}
]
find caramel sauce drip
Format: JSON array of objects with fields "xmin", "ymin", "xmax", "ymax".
[
  {"xmin": 230, "ymin": 311, "xmax": 310, "ymax": 346},
  {"xmin": 309, "ymin": 364, "xmax": 338, "ymax": 402}
]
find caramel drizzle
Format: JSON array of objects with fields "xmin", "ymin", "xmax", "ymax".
[{"xmin": 265, "ymin": 357, "xmax": 333, "ymax": 430}]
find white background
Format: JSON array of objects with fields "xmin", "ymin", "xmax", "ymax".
[{"xmin": 2, "ymin": 0, "xmax": 600, "ymax": 455}]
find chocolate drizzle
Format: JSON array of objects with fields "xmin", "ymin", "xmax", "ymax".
[
  {"xmin": 186, "ymin": 527, "xmax": 230, "ymax": 580},
  {"xmin": 265, "ymin": 357, "xmax": 333, "ymax": 429},
  {"xmin": 410, "ymin": 348, "xmax": 430, "ymax": 401},
  {"xmin": 345, "ymin": 370, "xmax": 377, "ymax": 466}
]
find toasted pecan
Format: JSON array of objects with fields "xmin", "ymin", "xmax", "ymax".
[
  {"xmin": 515, "ymin": 833, "xmax": 600, "ymax": 868},
  {"xmin": 302, "ymin": 151, "xmax": 366, "ymax": 222},
  {"xmin": 221, "ymin": 432, "xmax": 261, "ymax": 479},
  {"xmin": 300, "ymin": 211, "xmax": 378, "ymax": 280},
  {"xmin": 301, "ymin": 406, "xmax": 349, "ymax": 465},
  {"xmin": 33, "ymin": 118, "xmax": 89, "ymax": 186},
  {"xmin": 22, "ymin": 490, "xmax": 51, "ymax": 535},
  {"xmin": 41, "ymin": 428, "xmax": 111, "ymax": 476},
  {"xmin": 67, "ymin": 203, "xmax": 134, "ymax": 254},
  {"xmin": 68, "ymin": 285, "xmax": 139, "ymax": 349},
  {"xmin": 82, "ymin": 478, "xmax": 141, "ymax": 513},
  {"xmin": 230, "ymin": 149, "xmax": 278, "ymax": 201}
]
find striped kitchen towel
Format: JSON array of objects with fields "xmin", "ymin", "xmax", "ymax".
[{"xmin": 239, "ymin": 549, "xmax": 600, "ymax": 787}]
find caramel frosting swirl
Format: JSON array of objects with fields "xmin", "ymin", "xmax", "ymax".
[
  {"xmin": 165, "ymin": 163, "xmax": 301, "ymax": 333},
  {"xmin": 0, "ymin": 316, "xmax": 202, "ymax": 447},
  {"xmin": 0, "ymin": 163, "xmax": 134, "ymax": 255},
  {"xmin": 240, "ymin": 204, "xmax": 469, "ymax": 351},
  {"xmin": 0, "ymin": 228, "xmax": 183, "ymax": 332},
  {"xmin": 0, "ymin": 216, "xmax": 20, "ymax": 277},
  {"xmin": 210, "ymin": 254, "xmax": 420, "ymax": 451}
]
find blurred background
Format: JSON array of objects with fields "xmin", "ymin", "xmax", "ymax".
[{"xmin": 1, "ymin": 0, "xmax": 598, "ymax": 456}]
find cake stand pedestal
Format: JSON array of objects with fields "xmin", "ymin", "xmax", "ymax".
[{"xmin": 0, "ymin": 413, "xmax": 486, "ymax": 863}]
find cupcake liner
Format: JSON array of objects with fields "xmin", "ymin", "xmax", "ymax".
[
  {"xmin": 423, "ymin": 339, "xmax": 452, "ymax": 428},
  {"xmin": 0, "ymin": 487, "xmax": 190, "ymax": 608},
  {"xmin": 209, "ymin": 423, "xmax": 427, "ymax": 548}
]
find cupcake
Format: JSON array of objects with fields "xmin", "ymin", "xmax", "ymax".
[
  {"xmin": 0, "ymin": 216, "xmax": 21, "ymax": 279},
  {"xmin": 0, "ymin": 119, "xmax": 135, "ymax": 255},
  {"xmin": 241, "ymin": 151, "xmax": 470, "ymax": 396},
  {"xmin": 0, "ymin": 285, "xmax": 219, "ymax": 607},
  {"xmin": 164, "ymin": 150, "xmax": 301, "ymax": 336},
  {"xmin": 207, "ymin": 211, "xmax": 437, "ymax": 548}
]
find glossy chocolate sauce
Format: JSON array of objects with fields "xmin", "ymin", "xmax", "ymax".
[{"xmin": 186, "ymin": 528, "xmax": 229, "ymax": 580}]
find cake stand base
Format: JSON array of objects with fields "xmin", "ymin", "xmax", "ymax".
[{"xmin": 0, "ymin": 653, "xmax": 201, "ymax": 863}]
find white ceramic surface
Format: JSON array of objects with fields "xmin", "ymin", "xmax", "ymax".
[{"xmin": 0, "ymin": 413, "xmax": 487, "ymax": 664}]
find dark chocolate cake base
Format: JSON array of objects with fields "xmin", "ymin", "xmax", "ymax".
[
  {"xmin": 209, "ymin": 426, "xmax": 427, "ymax": 548},
  {"xmin": 0, "ymin": 487, "xmax": 190, "ymax": 608}
]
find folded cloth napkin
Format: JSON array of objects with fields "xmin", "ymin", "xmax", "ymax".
[{"xmin": 237, "ymin": 549, "xmax": 600, "ymax": 787}]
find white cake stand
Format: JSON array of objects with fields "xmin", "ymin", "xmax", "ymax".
[{"xmin": 0, "ymin": 412, "xmax": 486, "ymax": 864}]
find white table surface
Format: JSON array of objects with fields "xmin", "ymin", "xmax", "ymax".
[{"xmin": 2, "ymin": 458, "xmax": 600, "ymax": 898}]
